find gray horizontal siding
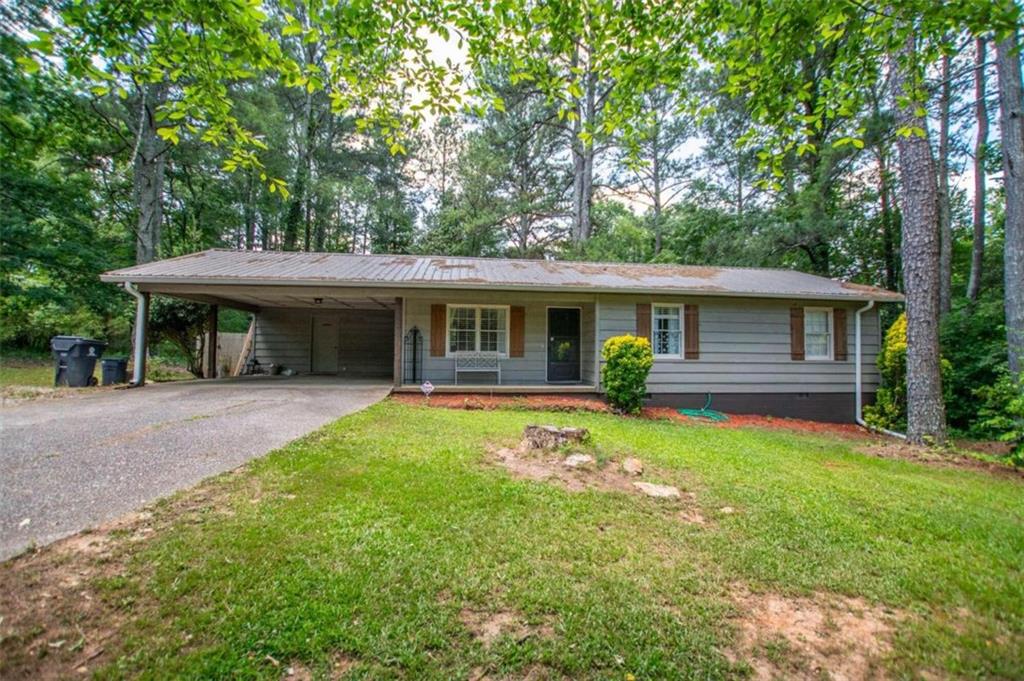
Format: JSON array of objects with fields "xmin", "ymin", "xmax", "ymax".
[
  {"xmin": 597, "ymin": 294, "xmax": 880, "ymax": 394},
  {"xmin": 403, "ymin": 291, "xmax": 596, "ymax": 386},
  {"xmin": 254, "ymin": 307, "xmax": 394, "ymax": 377},
  {"xmin": 254, "ymin": 308, "xmax": 312, "ymax": 372},
  {"xmin": 254, "ymin": 291, "xmax": 883, "ymax": 395}
]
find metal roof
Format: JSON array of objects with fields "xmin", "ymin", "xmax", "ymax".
[{"xmin": 100, "ymin": 249, "xmax": 904, "ymax": 302}]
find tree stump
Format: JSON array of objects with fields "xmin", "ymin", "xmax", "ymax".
[{"xmin": 521, "ymin": 425, "xmax": 590, "ymax": 449}]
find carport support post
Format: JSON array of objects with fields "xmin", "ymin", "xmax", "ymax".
[
  {"xmin": 205, "ymin": 305, "xmax": 218, "ymax": 379},
  {"xmin": 125, "ymin": 283, "xmax": 149, "ymax": 386},
  {"xmin": 393, "ymin": 297, "xmax": 403, "ymax": 387}
]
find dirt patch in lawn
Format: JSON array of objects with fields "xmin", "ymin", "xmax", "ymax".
[
  {"xmin": 0, "ymin": 466, "xmax": 268, "ymax": 679},
  {"xmin": 856, "ymin": 442, "xmax": 1024, "ymax": 479},
  {"xmin": 486, "ymin": 444, "xmax": 706, "ymax": 524},
  {"xmin": 729, "ymin": 585, "xmax": 902, "ymax": 680},
  {"xmin": 459, "ymin": 608, "xmax": 555, "ymax": 648},
  {"xmin": 0, "ymin": 515, "xmax": 147, "ymax": 679}
]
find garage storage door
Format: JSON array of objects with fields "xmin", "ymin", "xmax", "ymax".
[
  {"xmin": 333, "ymin": 309, "xmax": 393, "ymax": 378},
  {"xmin": 255, "ymin": 308, "xmax": 394, "ymax": 378}
]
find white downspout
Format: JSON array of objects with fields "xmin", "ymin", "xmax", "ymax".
[
  {"xmin": 855, "ymin": 299, "xmax": 906, "ymax": 439},
  {"xmin": 124, "ymin": 282, "xmax": 148, "ymax": 387}
]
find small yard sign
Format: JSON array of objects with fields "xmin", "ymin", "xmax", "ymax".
[{"xmin": 420, "ymin": 380, "xmax": 434, "ymax": 397}]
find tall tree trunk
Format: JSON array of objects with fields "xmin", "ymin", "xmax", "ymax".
[
  {"xmin": 244, "ymin": 170, "xmax": 257, "ymax": 250},
  {"xmin": 569, "ymin": 46, "xmax": 596, "ymax": 245},
  {"xmin": 877, "ymin": 145, "xmax": 899, "ymax": 292},
  {"xmin": 891, "ymin": 39, "xmax": 946, "ymax": 445},
  {"xmin": 133, "ymin": 82, "xmax": 168, "ymax": 264},
  {"xmin": 996, "ymin": 34, "xmax": 1024, "ymax": 379},
  {"xmin": 937, "ymin": 54, "xmax": 953, "ymax": 314},
  {"xmin": 967, "ymin": 38, "xmax": 989, "ymax": 303},
  {"xmin": 284, "ymin": 23, "xmax": 316, "ymax": 252},
  {"xmin": 736, "ymin": 161, "xmax": 744, "ymax": 219},
  {"xmin": 651, "ymin": 116, "xmax": 663, "ymax": 255}
]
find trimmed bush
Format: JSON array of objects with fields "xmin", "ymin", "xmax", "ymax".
[
  {"xmin": 865, "ymin": 312, "xmax": 952, "ymax": 432},
  {"xmin": 864, "ymin": 314, "xmax": 908, "ymax": 430},
  {"xmin": 601, "ymin": 335, "xmax": 653, "ymax": 414}
]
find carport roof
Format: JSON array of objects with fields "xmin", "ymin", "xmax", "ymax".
[{"xmin": 101, "ymin": 249, "xmax": 904, "ymax": 302}]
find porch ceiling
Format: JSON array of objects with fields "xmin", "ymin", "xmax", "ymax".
[{"xmin": 136, "ymin": 282, "xmax": 400, "ymax": 312}]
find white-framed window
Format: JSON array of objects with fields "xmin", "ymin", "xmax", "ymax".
[
  {"xmin": 447, "ymin": 305, "xmax": 508, "ymax": 355},
  {"xmin": 804, "ymin": 307, "xmax": 833, "ymax": 360},
  {"xmin": 653, "ymin": 304, "xmax": 683, "ymax": 357}
]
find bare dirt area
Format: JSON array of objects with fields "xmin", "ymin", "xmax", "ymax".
[
  {"xmin": 728, "ymin": 585, "xmax": 902, "ymax": 681},
  {"xmin": 486, "ymin": 426, "xmax": 708, "ymax": 524},
  {"xmin": 857, "ymin": 442, "xmax": 1024, "ymax": 479},
  {"xmin": 459, "ymin": 607, "xmax": 556, "ymax": 648},
  {"xmin": 0, "ymin": 514, "xmax": 147, "ymax": 679},
  {"xmin": 0, "ymin": 467, "xmax": 264, "ymax": 680}
]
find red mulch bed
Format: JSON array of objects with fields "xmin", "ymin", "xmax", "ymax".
[{"xmin": 391, "ymin": 393, "xmax": 871, "ymax": 439}]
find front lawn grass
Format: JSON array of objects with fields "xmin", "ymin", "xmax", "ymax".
[
  {"xmin": 9, "ymin": 401, "xmax": 1024, "ymax": 679},
  {"xmin": 0, "ymin": 360, "xmax": 57, "ymax": 387}
]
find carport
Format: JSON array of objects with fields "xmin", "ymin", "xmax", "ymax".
[{"xmin": 100, "ymin": 271, "xmax": 403, "ymax": 386}]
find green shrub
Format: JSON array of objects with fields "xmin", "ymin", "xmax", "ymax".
[
  {"xmin": 975, "ymin": 373, "xmax": 1024, "ymax": 466},
  {"xmin": 864, "ymin": 314, "xmax": 908, "ymax": 430},
  {"xmin": 940, "ymin": 298, "xmax": 1008, "ymax": 432},
  {"xmin": 865, "ymin": 312, "xmax": 951, "ymax": 431},
  {"xmin": 601, "ymin": 335, "xmax": 653, "ymax": 414}
]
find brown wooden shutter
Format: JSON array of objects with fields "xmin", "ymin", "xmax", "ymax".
[
  {"xmin": 833, "ymin": 308, "xmax": 848, "ymax": 361},
  {"xmin": 684, "ymin": 305, "xmax": 700, "ymax": 359},
  {"xmin": 430, "ymin": 304, "xmax": 446, "ymax": 357},
  {"xmin": 509, "ymin": 306, "xmax": 525, "ymax": 357},
  {"xmin": 636, "ymin": 303, "xmax": 651, "ymax": 340},
  {"xmin": 790, "ymin": 307, "xmax": 805, "ymax": 360}
]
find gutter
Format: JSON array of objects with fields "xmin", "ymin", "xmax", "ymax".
[
  {"xmin": 855, "ymin": 299, "xmax": 906, "ymax": 439},
  {"xmin": 124, "ymin": 282, "xmax": 148, "ymax": 387},
  {"xmin": 98, "ymin": 275, "xmax": 901, "ymax": 304}
]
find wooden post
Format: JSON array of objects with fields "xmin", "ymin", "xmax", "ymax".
[
  {"xmin": 206, "ymin": 304, "xmax": 218, "ymax": 379},
  {"xmin": 232, "ymin": 316, "xmax": 256, "ymax": 377},
  {"xmin": 393, "ymin": 297, "xmax": 403, "ymax": 387}
]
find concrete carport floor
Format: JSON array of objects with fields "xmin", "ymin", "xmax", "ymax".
[{"xmin": 0, "ymin": 376, "xmax": 391, "ymax": 561}]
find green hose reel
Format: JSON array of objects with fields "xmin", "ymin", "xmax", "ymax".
[{"xmin": 678, "ymin": 394, "xmax": 729, "ymax": 422}]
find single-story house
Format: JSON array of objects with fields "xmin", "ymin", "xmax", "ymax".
[{"xmin": 100, "ymin": 249, "xmax": 903, "ymax": 422}]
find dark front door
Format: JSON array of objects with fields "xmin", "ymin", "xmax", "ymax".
[{"xmin": 547, "ymin": 308, "xmax": 581, "ymax": 382}]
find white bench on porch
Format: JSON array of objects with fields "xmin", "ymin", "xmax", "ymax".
[{"xmin": 454, "ymin": 351, "xmax": 502, "ymax": 385}]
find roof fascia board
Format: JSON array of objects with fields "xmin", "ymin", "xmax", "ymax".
[{"xmin": 100, "ymin": 274, "xmax": 901, "ymax": 303}]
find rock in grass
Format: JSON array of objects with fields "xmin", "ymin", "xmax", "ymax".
[
  {"xmin": 633, "ymin": 482, "xmax": 680, "ymax": 498},
  {"xmin": 522, "ymin": 425, "xmax": 589, "ymax": 449},
  {"xmin": 621, "ymin": 458, "xmax": 644, "ymax": 476},
  {"xmin": 562, "ymin": 453, "xmax": 595, "ymax": 469}
]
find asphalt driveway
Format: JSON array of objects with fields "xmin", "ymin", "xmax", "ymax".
[{"xmin": 0, "ymin": 376, "xmax": 391, "ymax": 561}]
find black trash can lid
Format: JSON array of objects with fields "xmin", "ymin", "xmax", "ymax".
[{"xmin": 51, "ymin": 335, "xmax": 85, "ymax": 350}]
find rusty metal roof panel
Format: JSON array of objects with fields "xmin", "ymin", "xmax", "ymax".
[{"xmin": 100, "ymin": 249, "xmax": 904, "ymax": 302}]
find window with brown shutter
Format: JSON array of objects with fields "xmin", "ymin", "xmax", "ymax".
[
  {"xmin": 790, "ymin": 307, "xmax": 805, "ymax": 360},
  {"xmin": 833, "ymin": 308, "xmax": 848, "ymax": 361},
  {"xmin": 430, "ymin": 304, "xmax": 446, "ymax": 357},
  {"xmin": 635, "ymin": 303, "xmax": 651, "ymax": 340},
  {"xmin": 684, "ymin": 305, "xmax": 700, "ymax": 359},
  {"xmin": 509, "ymin": 306, "xmax": 525, "ymax": 357}
]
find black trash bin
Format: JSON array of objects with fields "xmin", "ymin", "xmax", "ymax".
[
  {"xmin": 51, "ymin": 335, "xmax": 83, "ymax": 386},
  {"xmin": 101, "ymin": 357, "xmax": 129, "ymax": 386},
  {"xmin": 51, "ymin": 336, "xmax": 106, "ymax": 387}
]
